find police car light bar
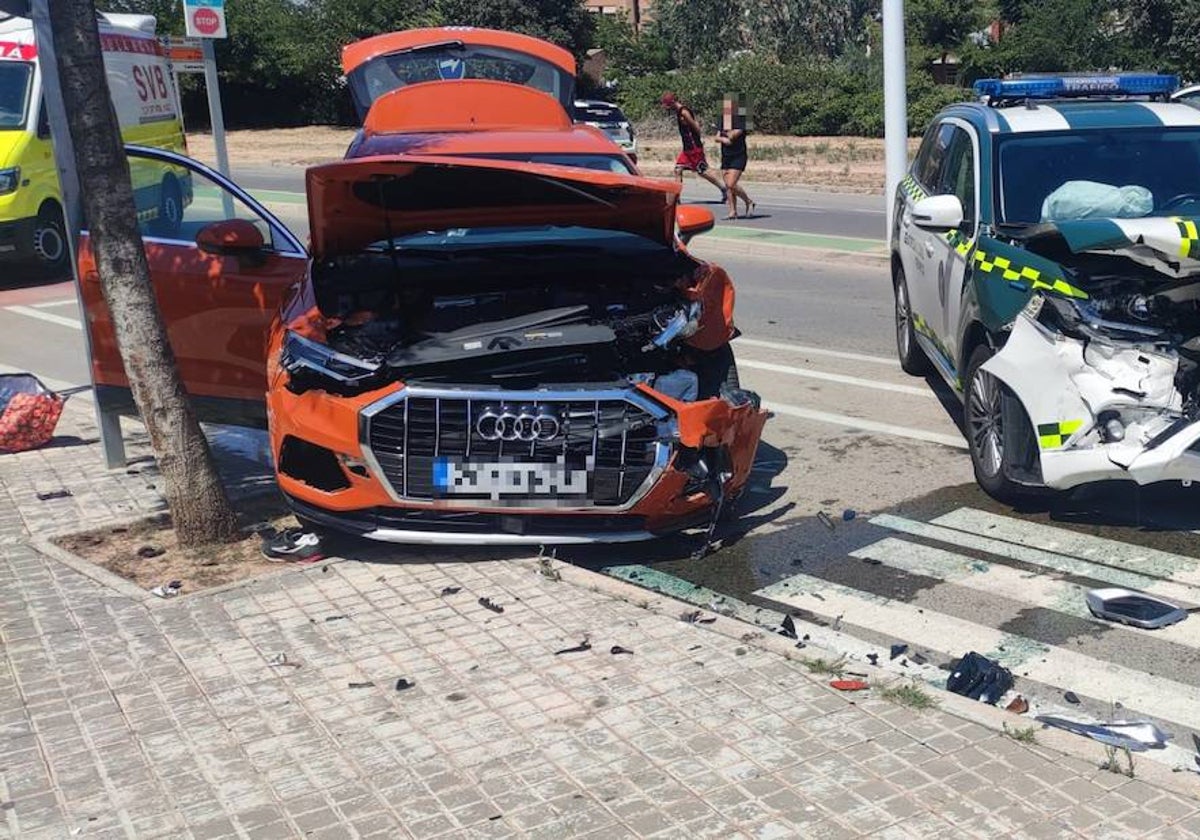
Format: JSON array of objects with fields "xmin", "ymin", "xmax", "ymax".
[{"xmin": 973, "ymin": 73, "xmax": 1180, "ymax": 101}]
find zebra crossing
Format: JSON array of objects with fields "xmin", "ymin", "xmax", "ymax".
[{"xmin": 604, "ymin": 504, "xmax": 1200, "ymax": 772}]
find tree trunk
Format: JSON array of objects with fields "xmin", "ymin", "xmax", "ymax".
[{"xmin": 48, "ymin": 0, "xmax": 240, "ymax": 545}]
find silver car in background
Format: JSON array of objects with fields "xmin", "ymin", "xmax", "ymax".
[{"xmin": 573, "ymin": 99, "xmax": 637, "ymax": 163}]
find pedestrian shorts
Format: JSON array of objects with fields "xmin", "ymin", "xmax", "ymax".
[{"xmin": 675, "ymin": 148, "xmax": 709, "ymax": 174}]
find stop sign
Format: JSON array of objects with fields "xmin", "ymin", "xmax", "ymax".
[{"xmin": 192, "ymin": 7, "xmax": 219, "ymax": 35}]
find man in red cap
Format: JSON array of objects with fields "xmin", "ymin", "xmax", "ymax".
[{"xmin": 661, "ymin": 92, "xmax": 726, "ymax": 202}]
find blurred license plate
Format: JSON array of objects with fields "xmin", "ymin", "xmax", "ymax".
[{"xmin": 433, "ymin": 457, "xmax": 590, "ymax": 500}]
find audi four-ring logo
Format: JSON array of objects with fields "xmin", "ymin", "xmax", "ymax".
[{"xmin": 475, "ymin": 405, "xmax": 563, "ymax": 442}]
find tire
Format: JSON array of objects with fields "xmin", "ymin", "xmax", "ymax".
[
  {"xmin": 31, "ymin": 202, "xmax": 68, "ymax": 276},
  {"xmin": 148, "ymin": 176, "xmax": 183, "ymax": 238},
  {"xmin": 696, "ymin": 342, "xmax": 740, "ymax": 398},
  {"xmin": 963, "ymin": 344, "xmax": 1039, "ymax": 503},
  {"xmin": 894, "ymin": 265, "xmax": 929, "ymax": 376}
]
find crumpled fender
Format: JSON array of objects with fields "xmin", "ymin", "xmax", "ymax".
[
  {"xmin": 980, "ymin": 314, "xmax": 1094, "ymax": 447},
  {"xmin": 681, "ymin": 264, "xmax": 736, "ymax": 351}
]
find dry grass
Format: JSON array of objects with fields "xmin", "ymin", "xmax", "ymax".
[
  {"xmin": 185, "ymin": 125, "xmax": 912, "ymax": 192},
  {"xmin": 877, "ymin": 681, "xmax": 939, "ymax": 710},
  {"xmin": 802, "ymin": 656, "xmax": 848, "ymax": 676}
]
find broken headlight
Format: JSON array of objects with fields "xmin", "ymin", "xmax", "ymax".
[
  {"xmin": 280, "ymin": 330, "xmax": 382, "ymax": 396},
  {"xmin": 1034, "ymin": 294, "xmax": 1166, "ymax": 343}
]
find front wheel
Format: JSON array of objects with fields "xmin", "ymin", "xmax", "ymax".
[
  {"xmin": 31, "ymin": 202, "xmax": 68, "ymax": 276},
  {"xmin": 894, "ymin": 266, "xmax": 929, "ymax": 376},
  {"xmin": 963, "ymin": 344, "xmax": 1040, "ymax": 503}
]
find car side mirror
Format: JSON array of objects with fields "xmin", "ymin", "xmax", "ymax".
[
  {"xmin": 196, "ymin": 219, "xmax": 266, "ymax": 262},
  {"xmin": 911, "ymin": 195, "xmax": 964, "ymax": 232},
  {"xmin": 676, "ymin": 205, "xmax": 715, "ymax": 244}
]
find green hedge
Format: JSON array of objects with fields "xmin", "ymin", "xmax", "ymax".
[{"xmin": 614, "ymin": 55, "xmax": 968, "ymax": 137}]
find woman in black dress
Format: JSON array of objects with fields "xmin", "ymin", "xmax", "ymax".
[{"xmin": 714, "ymin": 95, "xmax": 755, "ymax": 219}]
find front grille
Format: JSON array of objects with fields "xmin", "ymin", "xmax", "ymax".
[{"xmin": 363, "ymin": 390, "xmax": 670, "ymax": 508}]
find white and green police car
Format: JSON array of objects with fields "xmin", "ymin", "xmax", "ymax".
[{"xmin": 892, "ymin": 74, "xmax": 1200, "ymax": 501}]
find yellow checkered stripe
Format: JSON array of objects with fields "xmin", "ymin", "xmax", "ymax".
[
  {"xmin": 1176, "ymin": 218, "xmax": 1198, "ymax": 259},
  {"xmin": 972, "ymin": 250, "xmax": 1088, "ymax": 299},
  {"xmin": 136, "ymin": 207, "xmax": 157, "ymax": 223},
  {"xmin": 900, "ymin": 175, "xmax": 926, "ymax": 202},
  {"xmin": 1037, "ymin": 420, "xmax": 1083, "ymax": 450}
]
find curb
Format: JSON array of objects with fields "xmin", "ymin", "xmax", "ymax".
[
  {"xmin": 693, "ymin": 236, "xmax": 891, "ymax": 269},
  {"xmin": 525, "ymin": 555, "xmax": 1200, "ymax": 800}
]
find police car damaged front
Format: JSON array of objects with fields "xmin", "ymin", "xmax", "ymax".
[{"xmin": 982, "ymin": 215, "xmax": 1200, "ymax": 489}]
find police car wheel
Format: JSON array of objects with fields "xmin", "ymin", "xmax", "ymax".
[
  {"xmin": 893, "ymin": 267, "xmax": 928, "ymax": 376},
  {"xmin": 964, "ymin": 345, "xmax": 1035, "ymax": 502}
]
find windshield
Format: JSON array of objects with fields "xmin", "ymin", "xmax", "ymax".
[
  {"xmin": 348, "ymin": 43, "xmax": 573, "ymax": 120},
  {"xmin": 448, "ymin": 152, "xmax": 634, "ymax": 174},
  {"xmin": 574, "ymin": 102, "xmax": 625, "ymax": 123},
  {"xmin": 0, "ymin": 62, "xmax": 32, "ymax": 130},
  {"xmin": 997, "ymin": 128, "xmax": 1200, "ymax": 224}
]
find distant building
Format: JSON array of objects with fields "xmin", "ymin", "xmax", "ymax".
[{"xmin": 584, "ymin": 0, "xmax": 655, "ymax": 29}]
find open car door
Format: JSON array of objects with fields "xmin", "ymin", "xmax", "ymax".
[{"xmin": 78, "ymin": 145, "xmax": 307, "ymax": 428}]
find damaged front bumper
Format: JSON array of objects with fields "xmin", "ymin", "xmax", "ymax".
[{"xmin": 984, "ymin": 306, "xmax": 1200, "ymax": 489}]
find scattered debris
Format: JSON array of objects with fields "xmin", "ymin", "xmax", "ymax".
[
  {"xmin": 889, "ymin": 644, "xmax": 908, "ymax": 661},
  {"xmin": 610, "ymin": 646, "xmax": 634, "ymax": 655},
  {"xmin": 135, "ymin": 544, "xmax": 165, "ymax": 559},
  {"xmin": 830, "ymin": 613, "xmax": 843, "ymax": 631},
  {"xmin": 478, "ymin": 597, "xmax": 504, "ymax": 614},
  {"xmin": 260, "ymin": 528, "xmax": 324, "ymax": 563},
  {"xmin": 395, "ymin": 678, "xmax": 414, "ymax": 691},
  {"xmin": 866, "ymin": 653, "xmax": 879, "ymax": 666},
  {"xmin": 842, "ymin": 509, "xmax": 857, "ymax": 522},
  {"xmin": 945, "ymin": 652, "xmax": 1013, "ymax": 705},
  {"xmin": 1037, "ymin": 716, "xmax": 1170, "ymax": 752},
  {"xmin": 325, "ymin": 614, "xmax": 348, "ymax": 622},
  {"xmin": 778, "ymin": 614, "xmax": 798, "ymax": 640},
  {"xmin": 537, "ymin": 557, "xmax": 562, "ymax": 582},
  {"xmin": 149, "ymin": 580, "xmax": 182, "ymax": 599},
  {"xmin": 36, "ymin": 489, "xmax": 72, "ymax": 501},
  {"xmin": 266, "ymin": 653, "xmax": 300, "ymax": 669},
  {"xmin": 348, "ymin": 681, "xmax": 375, "ymax": 689},
  {"xmin": 440, "ymin": 586, "xmax": 462, "ymax": 596},
  {"xmin": 830, "ymin": 679, "xmax": 869, "ymax": 692},
  {"xmin": 446, "ymin": 691, "xmax": 468, "ymax": 702},
  {"xmin": 1064, "ymin": 691, "xmax": 1081, "ymax": 705},
  {"xmin": 555, "ymin": 638, "xmax": 592, "ymax": 655},
  {"xmin": 681, "ymin": 610, "xmax": 716, "ymax": 625},
  {"xmin": 1006, "ymin": 696, "xmax": 1030, "ymax": 714},
  {"xmin": 1085, "ymin": 588, "xmax": 1188, "ymax": 629},
  {"xmin": 734, "ymin": 647, "xmax": 747, "ymax": 656},
  {"xmin": 909, "ymin": 651, "xmax": 928, "ymax": 665},
  {"xmin": 817, "ymin": 511, "xmax": 835, "ymax": 531}
]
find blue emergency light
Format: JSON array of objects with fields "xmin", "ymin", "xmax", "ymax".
[{"xmin": 973, "ymin": 73, "xmax": 1180, "ymax": 101}]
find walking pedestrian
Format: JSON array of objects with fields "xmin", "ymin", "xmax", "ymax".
[
  {"xmin": 661, "ymin": 92, "xmax": 727, "ymax": 203},
  {"xmin": 715, "ymin": 94, "xmax": 755, "ymax": 220}
]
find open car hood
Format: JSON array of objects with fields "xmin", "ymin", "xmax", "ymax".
[
  {"xmin": 305, "ymin": 155, "xmax": 680, "ymax": 258},
  {"xmin": 1010, "ymin": 216, "xmax": 1200, "ymax": 279}
]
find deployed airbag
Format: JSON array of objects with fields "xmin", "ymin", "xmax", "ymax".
[{"xmin": 1041, "ymin": 180, "xmax": 1153, "ymax": 222}]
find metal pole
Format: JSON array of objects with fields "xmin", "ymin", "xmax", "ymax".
[
  {"xmin": 201, "ymin": 37, "xmax": 234, "ymax": 216},
  {"xmin": 883, "ymin": 0, "xmax": 907, "ymax": 238},
  {"xmin": 30, "ymin": 0, "xmax": 126, "ymax": 468}
]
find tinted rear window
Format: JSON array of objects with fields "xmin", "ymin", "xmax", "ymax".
[{"xmin": 575, "ymin": 103, "xmax": 625, "ymax": 122}]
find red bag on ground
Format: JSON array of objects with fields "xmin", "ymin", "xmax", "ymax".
[{"xmin": 0, "ymin": 374, "xmax": 65, "ymax": 453}]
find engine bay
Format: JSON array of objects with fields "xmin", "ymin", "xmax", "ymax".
[{"xmin": 291, "ymin": 242, "xmax": 736, "ymax": 398}]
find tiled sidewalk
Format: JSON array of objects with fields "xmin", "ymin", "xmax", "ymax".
[{"xmin": 1, "ymin": 403, "xmax": 1198, "ymax": 839}]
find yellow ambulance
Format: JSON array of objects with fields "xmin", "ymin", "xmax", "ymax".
[{"xmin": 0, "ymin": 11, "xmax": 187, "ymax": 273}]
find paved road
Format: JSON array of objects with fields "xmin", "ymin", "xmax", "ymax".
[{"xmin": 5, "ymin": 221, "xmax": 1200, "ymax": 774}]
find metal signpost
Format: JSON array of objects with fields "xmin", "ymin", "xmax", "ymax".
[
  {"xmin": 181, "ymin": 0, "xmax": 231, "ymax": 213},
  {"xmin": 882, "ymin": 0, "xmax": 908, "ymax": 238}
]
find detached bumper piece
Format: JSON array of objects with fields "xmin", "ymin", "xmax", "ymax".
[{"xmin": 285, "ymin": 495, "xmax": 658, "ymax": 545}]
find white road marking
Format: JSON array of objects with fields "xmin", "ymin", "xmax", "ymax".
[
  {"xmin": 871, "ymin": 513, "xmax": 1200, "ymax": 605},
  {"xmin": 3, "ymin": 305, "xmax": 82, "ymax": 330},
  {"xmin": 852, "ymin": 536, "xmax": 1200, "ymax": 650},
  {"xmin": 736, "ymin": 337, "xmax": 899, "ymax": 367},
  {"xmin": 31, "ymin": 298, "xmax": 78, "ymax": 309},
  {"xmin": 764, "ymin": 401, "xmax": 966, "ymax": 449},
  {"xmin": 933, "ymin": 508, "xmax": 1200, "ymax": 588},
  {"xmin": 758, "ymin": 571, "xmax": 1200, "ymax": 730},
  {"xmin": 739, "ymin": 359, "xmax": 932, "ymax": 397}
]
